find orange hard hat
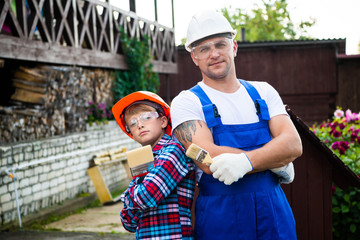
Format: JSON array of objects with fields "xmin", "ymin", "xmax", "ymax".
[{"xmin": 112, "ymin": 91, "xmax": 171, "ymax": 139}]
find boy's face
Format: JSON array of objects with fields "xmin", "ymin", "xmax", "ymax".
[{"xmin": 124, "ymin": 104, "xmax": 168, "ymax": 148}]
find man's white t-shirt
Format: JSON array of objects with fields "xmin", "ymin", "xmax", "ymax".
[
  {"xmin": 171, "ymin": 80, "xmax": 287, "ymax": 131},
  {"xmin": 170, "ymin": 80, "xmax": 288, "ymax": 181}
]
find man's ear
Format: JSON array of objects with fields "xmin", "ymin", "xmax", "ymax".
[
  {"xmin": 190, "ymin": 51, "xmax": 199, "ymax": 66},
  {"xmin": 233, "ymin": 40, "xmax": 238, "ymax": 57}
]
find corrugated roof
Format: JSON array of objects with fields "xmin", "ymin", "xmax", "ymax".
[
  {"xmin": 237, "ymin": 38, "xmax": 346, "ymax": 48},
  {"xmin": 177, "ymin": 38, "xmax": 346, "ymax": 52},
  {"xmin": 337, "ymin": 53, "xmax": 360, "ymax": 59}
]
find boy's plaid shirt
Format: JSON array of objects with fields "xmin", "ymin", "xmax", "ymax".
[{"xmin": 120, "ymin": 134, "xmax": 196, "ymax": 239}]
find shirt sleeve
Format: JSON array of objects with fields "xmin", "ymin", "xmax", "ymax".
[
  {"xmin": 120, "ymin": 204, "xmax": 142, "ymax": 232},
  {"xmin": 119, "ymin": 180, "xmax": 142, "ymax": 232},
  {"xmin": 170, "ymin": 90, "xmax": 204, "ymax": 130},
  {"xmin": 122, "ymin": 143, "xmax": 190, "ymax": 210},
  {"xmin": 252, "ymin": 81, "xmax": 287, "ymax": 118}
]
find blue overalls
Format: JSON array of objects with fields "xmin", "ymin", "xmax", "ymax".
[{"xmin": 190, "ymin": 80, "xmax": 296, "ymax": 240}]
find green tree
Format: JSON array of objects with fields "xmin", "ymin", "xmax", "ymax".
[{"xmin": 221, "ymin": 0, "xmax": 315, "ymax": 42}]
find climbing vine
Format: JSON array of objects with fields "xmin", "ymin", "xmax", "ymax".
[{"xmin": 113, "ymin": 27, "xmax": 159, "ymax": 101}]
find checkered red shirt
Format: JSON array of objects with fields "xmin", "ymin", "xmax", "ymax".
[{"xmin": 120, "ymin": 134, "xmax": 196, "ymax": 239}]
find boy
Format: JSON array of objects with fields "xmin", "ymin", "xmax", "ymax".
[{"xmin": 112, "ymin": 91, "xmax": 196, "ymax": 240}]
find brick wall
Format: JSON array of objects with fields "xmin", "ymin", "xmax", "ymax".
[{"xmin": 0, "ymin": 121, "xmax": 139, "ymax": 227}]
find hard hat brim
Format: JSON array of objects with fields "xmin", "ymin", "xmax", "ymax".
[{"xmin": 112, "ymin": 91, "xmax": 171, "ymax": 139}]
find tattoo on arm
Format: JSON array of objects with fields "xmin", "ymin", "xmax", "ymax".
[{"xmin": 174, "ymin": 120, "xmax": 202, "ymax": 144}]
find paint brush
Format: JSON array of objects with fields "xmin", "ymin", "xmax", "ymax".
[{"xmin": 186, "ymin": 143, "xmax": 213, "ymax": 164}]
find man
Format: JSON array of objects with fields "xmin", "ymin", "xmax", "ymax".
[{"xmin": 170, "ymin": 10, "xmax": 302, "ymax": 240}]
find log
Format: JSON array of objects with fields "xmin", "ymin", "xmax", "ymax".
[
  {"xmin": 12, "ymin": 79, "xmax": 47, "ymax": 93},
  {"xmin": 11, "ymin": 88, "xmax": 46, "ymax": 104},
  {"xmin": 14, "ymin": 66, "xmax": 47, "ymax": 83}
]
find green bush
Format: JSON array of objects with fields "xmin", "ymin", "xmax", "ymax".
[
  {"xmin": 311, "ymin": 107, "xmax": 360, "ymax": 239},
  {"xmin": 113, "ymin": 27, "xmax": 159, "ymax": 101}
]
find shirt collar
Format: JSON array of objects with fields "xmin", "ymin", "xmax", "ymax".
[{"xmin": 152, "ymin": 134, "xmax": 171, "ymax": 153}]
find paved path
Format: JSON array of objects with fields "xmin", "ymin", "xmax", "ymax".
[
  {"xmin": 0, "ymin": 230, "xmax": 135, "ymax": 240},
  {"xmin": 1, "ymin": 201, "xmax": 136, "ymax": 240}
]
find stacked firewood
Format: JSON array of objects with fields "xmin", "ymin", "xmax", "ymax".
[
  {"xmin": 88, "ymin": 69, "xmax": 114, "ymax": 105},
  {"xmin": 42, "ymin": 66, "xmax": 92, "ymax": 133},
  {"xmin": 0, "ymin": 65, "xmax": 114, "ymax": 144}
]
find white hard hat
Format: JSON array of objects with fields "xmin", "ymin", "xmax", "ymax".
[{"xmin": 185, "ymin": 10, "xmax": 237, "ymax": 52}]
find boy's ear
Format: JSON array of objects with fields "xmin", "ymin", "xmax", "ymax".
[{"xmin": 160, "ymin": 116, "xmax": 168, "ymax": 129}]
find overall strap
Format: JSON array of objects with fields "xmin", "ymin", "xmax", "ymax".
[
  {"xmin": 239, "ymin": 79, "xmax": 270, "ymax": 121},
  {"xmin": 190, "ymin": 85, "xmax": 222, "ymax": 128}
]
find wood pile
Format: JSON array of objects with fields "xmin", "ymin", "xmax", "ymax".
[
  {"xmin": 0, "ymin": 65, "xmax": 115, "ymax": 144},
  {"xmin": 0, "ymin": 106, "xmax": 49, "ymax": 143},
  {"xmin": 89, "ymin": 69, "xmax": 114, "ymax": 105}
]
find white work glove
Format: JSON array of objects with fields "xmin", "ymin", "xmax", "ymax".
[
  {"xmin": 210, "ymin": 153, "xmax": 253, "ymax": 185},
  {"xmin": 270, "ymin": 162, "xmax": 295, "ymax": 184}
]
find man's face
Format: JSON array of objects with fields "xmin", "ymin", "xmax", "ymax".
[{"xmin": 191, "ymin": 36, "xmax": 237, "ymax": 80}]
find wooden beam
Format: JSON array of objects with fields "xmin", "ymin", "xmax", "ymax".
[
  {"xmin": 0, "ymin": 35, "xmax": 127, "ymax": 70},
  {"xmin": 0, "ymin": 35, "xmax": 177, "ymax": 73},
  {"xmin": 152, "ymin": 60, "xmax": 178, "ymax": 74}
]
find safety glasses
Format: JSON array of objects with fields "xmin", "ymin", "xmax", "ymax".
[
  {"xmin": 192, "ymin": 38, "xmax": 233, "ymax": 60},
  {"xmin": 127, "ymin": 111, "xmax": 160, "ymax": 130}
]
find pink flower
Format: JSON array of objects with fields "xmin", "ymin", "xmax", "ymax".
[
  {"xmin": 331, "ymin": 141, "xmax": 349, "ymax": 155},
  {"xmin": 334, "ymin": 109, "xmax": 344, "ymax": 119},
  {"xmin": 351, "ymin": 129, "xmax": 360, "ymax": 143},
  {"xmin": 351, "ymin": 112, "xmax": 359, "ymax": 121},
  {"xmin": 345, "ymin": 109, "xmax": 352, "ymax": 122},
  {"xmin": 332, "ymin": 130, "xmax": 342, "ymax": 138},
  {"xmin": 338, "ymin": 123, "xmax": 345, "ymax": 130}
]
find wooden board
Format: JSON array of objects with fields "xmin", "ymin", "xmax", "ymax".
[{"xmin": 87, "ymin": 166, "xmax": 112, "ymax": 204}]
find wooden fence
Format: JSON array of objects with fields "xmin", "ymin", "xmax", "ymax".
[{"xmin": 0, "ymin": 0, "xmax": 177, "ymax": 73}]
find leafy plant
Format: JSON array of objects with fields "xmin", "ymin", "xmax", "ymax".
[
  {"xmin": 86, "ymin": 102, "xmax": 113, "ymax": 126},
  {"xmin": 311, "ymin": 107, "xmax": 360, "ymax": 239},
  {"xmin": 113, "ymin": 27, "xmax": 159, "ymax": 101},
  {"xmin": 220, "ymin": 0, "xmax": 315, "ymax": 42}
]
